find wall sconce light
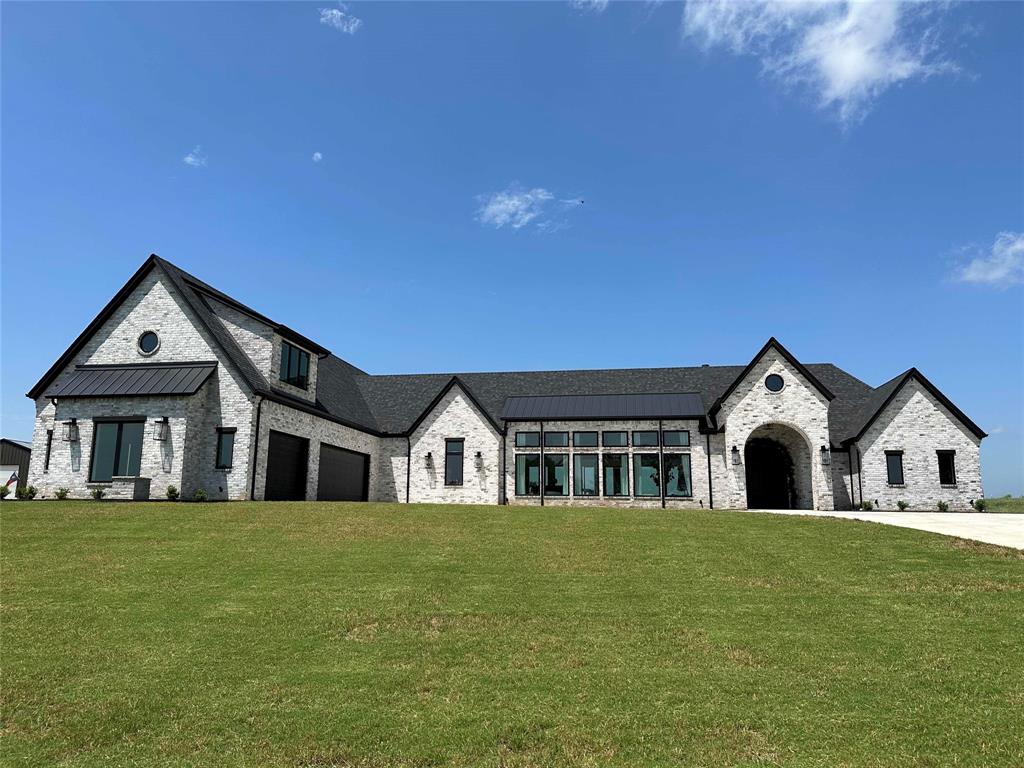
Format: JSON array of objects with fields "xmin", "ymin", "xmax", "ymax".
[
  {"xmin": 62, "ymin": 419, "xmax": 79, "ymax": 443},
  {"xmin": 731, "ymin": 445, "xmax": 741, "ymax": 465},
  {"xmin": 474, "ymin": 451, "xmax": 483, "ymax": 469},
  {"xmin": 424, "ymin": 451, "xmax": 433, "ymax": 469},
  {"xmin": 820, "ymin": 445, "xmax": 831, "ymax": 466},
  {"xmin": 153, "ymin": 416, "xmax": 169, "ymax": 441}
]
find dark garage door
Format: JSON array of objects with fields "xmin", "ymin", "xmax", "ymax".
[
  {"xmin": 265, "ymin": 430, "xmax": 309, "ymax": 501},
  {"xmin": 317, "ymin": 443, "xmax": 370, "ymax": 501}
]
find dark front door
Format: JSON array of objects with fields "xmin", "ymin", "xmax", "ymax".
[
  {"xmin": 317, "ymin": 443, "xmax": 370, "ymax": 501},
  {"xmin": 265, "ymin": 430, "xmax": 309, "ymax": 501},
  {"xmin": 744, "ymin": 438, "xmax": 795, "ymax": 509}
]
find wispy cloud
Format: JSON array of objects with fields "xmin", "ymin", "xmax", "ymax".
[
  {"xmin": 182, "ymin": 146, "xmax": 207, "ymax": 168},
  {"xmin": 570, "ymin": 0, "xmax": 610, "ymax": 13},
  {"xmin": 312, "ymin": 152, "xmax": 323, "ymax": 163},
  {"xmin": 319, "ymin": 5, "xmax": 362, "ymax": 35},
  {"xmin": 681, "ymin": 0, "xmax": 956, "ymax": 123},
  {"xmin": 954, "ymin": 232, "xmax": 1024, "ymax": 288},
  {"xmin": 988, "ymin": 426, "xmax": 1006, "ymax": 435},
  {"xmin": 477, "ymin": 184, "xmax": 554, "ymax": 230}
]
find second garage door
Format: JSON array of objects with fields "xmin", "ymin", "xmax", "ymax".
[
  {"xmin": 317, "ymin": 443, "xmax": 370, "ymax": 501},
  {"xmin": 265, "ymin": 430, "xmax": 309, "ymax": 501}
]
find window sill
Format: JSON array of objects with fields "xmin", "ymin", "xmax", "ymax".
[
  {"xmin": 940, "ymin": 483, "xmax": 957, "ymax": 488},
  {"xmin": 887, "ymin": 484, "xmax": 906, "ymax": 489}
]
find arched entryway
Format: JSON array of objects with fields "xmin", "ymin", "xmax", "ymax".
[{"xmin": 744, "ymin": 423, "xmax": 813, "ymax": 510}]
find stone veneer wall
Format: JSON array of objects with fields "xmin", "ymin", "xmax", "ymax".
[
  {"xmin": 27, "ymin": 269, "xmax": 256, "ymax": 500},
  {"xmin": 854, "ymin": 379, "xmax": 982, "ymax": 511},
  {"xmin": 407, "ymin": 386, "xmax": 502, "ymax": 505},
  {"xmin": 716, "ymin": 350, "xmax": 834, "ymax": 510},
  {"xmin": 504, "ymin": 419, "xmax": 710, "ymax": 509}
]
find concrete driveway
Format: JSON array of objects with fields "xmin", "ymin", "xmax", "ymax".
[{"xmin": 752, "ymin": 509, "xmax": 1024, "ymax": 550}]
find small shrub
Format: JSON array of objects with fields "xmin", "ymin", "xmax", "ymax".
[
  {"xmin": 16, "ymin": 485, "xmax": 37, "ymax": 500},
  {"xmin": 972, "ymin": 498, "xmax": 988, "ymax": 512},
  {"xmin": 859, "ymin": 500, "xmax": 874, "ymax": 511},
  {"xmin": 166, "ymin": 485, "xmax": 180, "ymax": 501},
  {"xmin": 90, "ymin": 487, "xmax": 105, "ymax": 500},
  {"xmin": 55, "ymin": 487, "xmax": 70, "ymax": 500},
  {"xmin": 0, "ymin": 485, "xmax": 9, "ymax": 499},
  {"xmin": 937, "ymin": 500, "xmax": 950, "ymax": 513},
  {"xmin": 193, "ymin": 488, "xmax": 208, "ymax": 502},
  {"xmin": 896, "ymin": 500, "xmax": 909, "ymax": 511}
]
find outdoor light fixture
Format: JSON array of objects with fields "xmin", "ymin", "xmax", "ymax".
[
  {"xmin": 474, "ymin": 451, "xmax": 483, "ymax": 469},
  {"xmin": 820, "ymin": 445, "xmax": 831, "ymax": 466},
  {"xmin": 62, "ymin": 419, "xmax": 79, "ymax": 443},
  {"xmin": 731, "ymin": 445, "xmax": 741, "ymax": 465},
  {"xmin": 153, "ymin": 417, "xmax": 169, "ymax": 441},
  {"xmin": 425, "ymin": 452, "xmax": 434, "ymax": 469}
]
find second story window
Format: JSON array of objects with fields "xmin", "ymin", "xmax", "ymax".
[{"xmin": 280, "ymin": 341, "xmax": 310, "ymax": 390}]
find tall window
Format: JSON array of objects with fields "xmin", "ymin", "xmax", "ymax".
[
  {"xmin": 90, "ymin": 419, "xmax": 144, "ymax": 482},
  {"xmin": 573, "ymin": 431, "xmax": 598, "ymax": 448},
  {"xmin": 280, "ymin": 341, "xmax": 310, "ymax": 389},
  {"xmin": 603, "ymin": 454, "xmax": 628, "ymax": 496},
  {"xmin": 663, "ymin": 454, "xmax": 692, "ymax": 497},
  {"xmin": 632, "ymin": 430, "xmax": 659, "ymax": 447},
  {"xmin": 573, "ymin": 455, "xmax": 599, "ymax": 496},
  {"xmin": 662, "ymin": 430, "xmax": 690, "ymax": 447},
  {"xmin": 544, "ymin": 432, "xmax": 569, "ymax": 448},
  {"xmin": 937, "ymin": 450, "xmax": 956, "ymax": 485},
  {"xmin": 444, "ymin": 439, "xmax": 464, "ymax": 486},
  {"xmin": 215, "ymin": 428, "xmax": 236, "ymax": 469},
  {"xmin": 544, "ymin": 454, "xmax": 568, "ymax": 496},
  {"xmin": 602, "ymin": 431, "xmax": 628, "ymax": 447},
  {"xmin": 885, "ymin": 451, "xmax": 905, "ymax": 485},
  {"xmin": 44, "ymin": 429, "xmax": 53, "ymax": 471},
  {"xmin": 633, "ymin": 454, "xmax": 660, "ymax": 496},
  {"xmin": 515, "ymin": 431, "xmax": 540, "ymax": 448},
  {"xmin": 515, "ymin": 454, "xmax": 540, "ymax": 496}
]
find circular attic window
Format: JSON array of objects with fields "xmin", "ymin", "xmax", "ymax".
[
  {"xmin": 138, "ymin": 331, "xmax": 160, "ymax": 356},
  {"xmin": 765, "ymin": 373, "xmax": 785, "ymax": 393}
]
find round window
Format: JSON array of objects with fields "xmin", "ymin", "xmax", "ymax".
[
  {"xmin": 138, "ymin": 331, "xmax": 160, "ymax": 355},
  {"xmin": 765, "ymin": 373, "xmax": 785, "ymax": 393}
]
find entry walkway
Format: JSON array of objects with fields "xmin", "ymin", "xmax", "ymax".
[{"xmin": 750, "ymin": 508, "xmax": 1024, "ymax": 550}]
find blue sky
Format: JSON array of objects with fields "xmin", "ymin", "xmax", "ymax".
[{"xmin": 2, "ymin": 1, "xmax": 1021, "ymax": 494}]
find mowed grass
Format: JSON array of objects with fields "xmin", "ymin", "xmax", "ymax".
[
  {"xmin": 986, "ymin": 495, "xmax": 1024, "ymax": 513},
  {"xmin": 2, "ymin": 503, "xmax": 1022, "ymax": 768}
]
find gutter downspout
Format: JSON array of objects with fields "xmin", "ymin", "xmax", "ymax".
[
  {"xmin": 658, "ymin": 419, "xmax": 665, "ymax": 509},
  {"xmin": 855, "ymin": 445, "xmax": 864, "ymax": 508},
  {"xmin": 249, "ymin": 395, "xmax": 264, "ymax": 500},
  {"xmin": 539, "ymin": 422, "xmax": 545, "ymax": 507},
  {"xmin": 706, "ymin": 431, "xmax": 714, "ymax": 510},
  {"xmin": 501, "ymin": 427, "xmax": 507, "ymax": 505},
  {"xmin": 405, "ymin": 435, "xmax": 411, "ymax": 504}
]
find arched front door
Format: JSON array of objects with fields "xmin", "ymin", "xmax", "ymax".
[{"xmin": 744, "ymin": 423, "xmax": 813, "ymax": 510}]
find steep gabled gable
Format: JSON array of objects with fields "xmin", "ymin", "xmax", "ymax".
[{"xmin": 406, "ymin": 376, "xmax": 504, "ymax": 437}]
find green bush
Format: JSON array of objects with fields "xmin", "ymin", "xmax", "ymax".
[
  {"xmin": 937, "ymin": 500, "xmax": 950, "ymax": 513},
  {"xmin": 16, "ymin": 486, "xmax": 37, "ymax": 500},
  {"xmin": 896, "ymin": 500, "xmax": 909, "ymax": 511},
  {"xmin": 0, "ymin": 485, "xmax": 9, "ymax": 499},
  {"xmin": 193, "ymin": 488, "xmax": 208, "ymax": 503},
  {"xmin": 90, "ymin": 487, "xmax": 105, "ymax": 500},
  {"xmin": 166, "ymin": 485, "xmax": 180, "ymax": 501},
  {"xmin": 859, "ymin": 500, "xmax": 874, "ymax": 511},
  {"xmin": 972, "ymin": 498, "xmax": 987, "ymax": 512},
  {"xmin": 55, "ymin": 487, "xmax": 70, "ymax": 500}
]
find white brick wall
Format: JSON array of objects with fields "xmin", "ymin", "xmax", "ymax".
[{"xmin": 854, "ymin": 379, "xmax": 983, "ymax": 511}]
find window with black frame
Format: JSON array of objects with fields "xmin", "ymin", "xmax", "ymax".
[
  {"xmin": 937, "ymin": 451, "xmax": 956, "ymax": 485},
  {"xmin": 515, "ymin": 454, "xmax": 540, "ymax": 495},
  {"xmin": 662, "ymin": 430, "xmax": 690, "ymax": 447},
  {"xmin": 602, "ymin": 431, "xmax": 628, "ymax": 448},
  {"xmin": 544, "ymin": 454, "xmax": 568, "ymax": 496},
  {"xmin": 573, "ymin": 431, "xmax": 598, "ymax": 448},
  {"xmin": 280, "ymin": 341, "xmax": 310, "ymax": 389},
  {"xmin": 544, "ymin": 432, "xmax": 569, "ymax": 448},
  {"xmin": 603, "ymin": 454, "xmax": 628, "ymax": 496},
  {"xmin": 515, "ymin": 431, "xmax": 540, "ymax": 448},
  {"xmin": 445, "ymin": 439, "xmax": 464, "ymax": 485},
  {"xmin": 90, "ymin": 420, "xmax": 145, "ymax": 482},
  {"xmin": 633, "ymin": 454, "xmax": 660, "ymax": 496},
  {"xmin": 573, "ymin": 454, "xmax": 599, "ymax": 496},
  {"xmin": 215, "ymin": 428, "xmax": 236, "ymax": 469},
  {"xmin": 632, "ymin": 430, "xmax": 659, "ymax": 447},
  {"xmin": 885, "ymin": 451, "xmax": 905, "ymax": 485},
  {"xmin": 663, "ymin": 454, "xmax": 692, "ymax": 497}
]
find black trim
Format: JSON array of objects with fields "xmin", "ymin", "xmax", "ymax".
[
  {"xmin": 658, "ymin": 420, "xmax": 665, "ymax": 508},
  {"xmin": 405, "ymin": 436, "xmax": 412, "ymax": 504},
  {"xmin": 708, "ymin": 337, "xmax": 836, "ymax": 419},
  {"xmin": 44, "ymin": 430, "xmax": 53, "ymax": 472}
]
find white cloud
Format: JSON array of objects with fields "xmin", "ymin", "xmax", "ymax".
[
  {"xmin": 954, "ymin": 232, "xmax": 1024, "ymax": 288},
  {"xmin": 182, "ymin": 146, "xmax": 207, "ymax": 167},
  {"xmin": 477, "ymin": 184, "xmax": 555, "ymax": 230},
  {"xmin": 312, "ymin": 152, "xmax": 323, "ymax": 163},
  {"xmin": 319, "ymin": 6, "xmax": 362, "ymax": 34},
  {"xmin": 681, "ymin": 0, "xmax": 955, "ymax": 122},
  {"xmin": 988, "ymin": 426, "xmax": 1006, "ymax": 435},
  {"xmin": 570, "ymin": 0, "xmax": 610, "ymax": 12}
]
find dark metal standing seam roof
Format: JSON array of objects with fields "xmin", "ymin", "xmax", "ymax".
[
  {"xmin": 501, "ymin": 392, "xmax": 706, "ymax": 421},
  {"xmin": 45, "ymin": 362, "xmax": 218, "ymax": 398}
]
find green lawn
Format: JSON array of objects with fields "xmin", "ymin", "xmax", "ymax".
[
  {"xmin": 2, "ymin": 503, "xmax": 1022, "ymax": 767},
  {"xmin": 986, "ymin": 495, "xmax": 1024, "ymax": 513}
]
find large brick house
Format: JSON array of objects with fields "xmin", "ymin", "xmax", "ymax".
[{"xmin": 27, "ymin": 255, "xmax": 986, "ymax": 510}]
